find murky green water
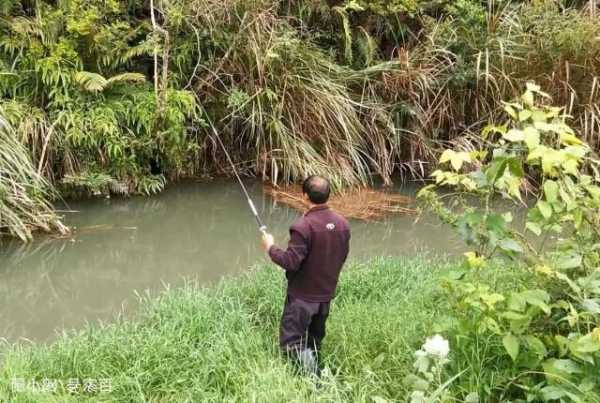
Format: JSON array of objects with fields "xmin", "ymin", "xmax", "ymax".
[{"xmin": 0, "ymin": 181, "xmax": 461, "ymax": 343}]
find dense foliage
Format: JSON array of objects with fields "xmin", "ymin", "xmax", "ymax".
[
  {"xmin": 419, "ymin": 86, "xmax": 600, "ymax": 401},
  {"xmin": 0, "ymin": 0, "xmax": 598, "ymax": 237}
]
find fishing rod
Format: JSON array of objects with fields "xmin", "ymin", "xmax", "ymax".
[{"xmin": 204, "ymin": 113, "xmax": 268, "ymax": 236}]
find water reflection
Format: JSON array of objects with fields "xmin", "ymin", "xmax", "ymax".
[{"xmin": 0, "ymin": 181, "xmax": 461, "ymax": 342}]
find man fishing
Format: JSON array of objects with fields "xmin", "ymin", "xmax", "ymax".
[{"xmin": 261, "ymin": 175, "xmax": 351, "ymax": 375}]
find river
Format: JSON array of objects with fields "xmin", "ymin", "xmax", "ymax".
[{"xmin": 0, "ymin": 180, "xmax": 461, "ymax": 343}]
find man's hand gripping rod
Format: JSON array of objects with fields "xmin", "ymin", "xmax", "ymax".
[{"xmin": 247, "ymin": 197, "xmax": 268, "ymax": 236}]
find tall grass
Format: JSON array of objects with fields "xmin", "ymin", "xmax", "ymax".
[
  {"xmin": 0, "ymin": 113, "xmax": 66, "ymax": 241},
  {"xmin": 188, "ymin": 2, "xmax": 395, "ymax": 188}
]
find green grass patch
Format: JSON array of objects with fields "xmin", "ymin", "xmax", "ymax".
[
  {"xmin": 0, "ymin": 256, "xmax": 452, "ymax": 402},
  {"xmin": 0, "ymin": 256, "xmax": 539, "ymax": 402}
]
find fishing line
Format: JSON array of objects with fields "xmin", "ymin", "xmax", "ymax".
[{"xmin": 203, "ymin": 112, "xmax": 267, "ymax": 236}]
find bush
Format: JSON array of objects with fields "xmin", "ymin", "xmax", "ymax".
[{"xmin": 419, "ymin": 84, "xmax": 600, "ymax": 401}]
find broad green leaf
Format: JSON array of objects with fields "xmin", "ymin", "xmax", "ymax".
[
  {"xmin": 486, "ymin": 213, "xmax": 507, "ymax": 234},
  {"xmin": 480, "ymin": 292, "xmax": 505, "ymax": 309},
  {"xmin": 501, "ymin": 311, "xmax": 531, "ymax": 334},
  {"xmin": 345, "ymin": 0, "xmax": 365, "ymax": 11},
  {"xmin": 578, "ymin": 275, "xmax": 600, "ymax": 295},
  {"xmin": 481, "ymin": 124, "xmax": 507, "ymax": 139},
  {"xmin": 464, "ymin": 251, "xmax": 486, "ymax": 269},
  {"xmin": 563, "ymin": 145, "xmax": 588, "ymax": 161},
  {"xmin": 580, "ymin": 378, "xmax": 597, "ymax": 393},
  {"xmin": 503, "ymin": 104, "xmax": 518, "ymax": 119},
  {"xmin": 559, "ymin": 186, "xmax": 575, "ymax": 211},
  {"xmin": 543, "ymin": 180, "xmax": 559, "ymax": 203},
  {"xmin": 439, "ymin": 149, "xmax": 471, "ymax": 171},
  {"xmin": 547, "ymin": 106, "xmax": 563, "ymax": 117},
  {"xmin": 523, "ymin": 126, "xmax": 540, "ymax": 149},
  {"xmin": 507, "ymin": 293, "xmax": 526, "ymax": 312},
  {"xmin": 581, "ymin": 299, "xmax": 600, "ymax": 314},
  {"xmin": 541, "ymin": 386, "xmax": 567, "ymax": 400},
  {"xmin": 416, "ymin": 184, "xmax": 436, "ymax": 198},
  {"xmin": 526, "ymin": 222, "xmax": 542, "ymax": 236},
  {"xmin": 518, "ymin": 110, "xmax": 532, "ymax": 121},
  {"xmin": 541, "ymin": 149, "xmax": 563, "ymax": 175},
  {"xmin": 507, "ymin": 158, "xmax": 524, "ymax": 178},
  {"xmin": 551, "ymin": 359, "xmax": 583, "ymax": 374},
  {"xmin": 485, "ymin": 158, "xmax": 508, "ymax": 184},
  {"xmin": 560, "ymin": 133, "xmax": 582, "ymax": 146},
  {"xmin": 499, "ymin": 238, "xmax": 523, "ymax": 253},
  {"xmin": 520, "ymin": 289, "xmax": 551, "ymax": 314},
  {"xmin": 503, "ymin": 129, "xmax": 524, "ymax": 142},
  {"xmin": 525, "ymin": 335, "xmax": 548, "ymax": 359},
  {"xmin": 584, "ymin": 184, "xmax": 600, "ymax": 201},
  {"xmin": 534, "ymin": 265, "xmax": 555, "ymax": 277},
  {"xmin": 459, "ymin": 176, "xmax": 478, "ymax": 191},
  {"xmin": 503, "ymin": 334, "xmax": 520, "ymax": 361},
  {"xmin": 537, "ymin": 200, "xmax": 552, "ymax": 219},
  {"xmin": 527, "ymin": 145, "xmax": 548, "ymax": 161},
  {"xmin": 563, "ymin": 159, "xmax": 579, "ymax": 176},
  {"xmin": 450, "ymin": 153, "xmax": 470, "ymax": 171},
  {"xmin": 554, "ymin": 253, "xmax": 582, "ymax": 270},
  {"xmin": 502, "ymin": 311, "xmax": 525, "ymax": 321},
  {"xmin": 521, "ymin": 90, "xmax": 534, "ymax": 107},
  {"xmin": 480, "ymin": 317, "xmax": 501, "ymax": 335},
  {"xmin": 569, "ymin": 333, "xmax": 600, "ymax": 354},
  {"xmin": 531, "ymin": 109, "xmax": 547, "ymax": 123},
  {"xmin": 439, "ymin": 149, "xmax": 453, "ymax": 163}
]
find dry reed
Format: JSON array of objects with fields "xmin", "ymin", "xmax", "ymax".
[{"xmin": 263, "ymin": 184, "xmax": 416, "ymax": 221}]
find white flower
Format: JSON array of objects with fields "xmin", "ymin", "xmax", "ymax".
[{"xmin": 422, "ymin": 334, "xmax": 450, "ymax": 359}]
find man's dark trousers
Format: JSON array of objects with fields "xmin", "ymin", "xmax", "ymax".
[{"xmin": 280, "ymin": 295, "xmax": 330, "ymax": 356}]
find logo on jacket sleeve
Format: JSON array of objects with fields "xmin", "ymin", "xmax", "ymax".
[{"xmin": 326, "ymin": 223, "xmax": 336, "ymax": 231}]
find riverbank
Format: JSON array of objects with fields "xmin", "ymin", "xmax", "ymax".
[
  {"xmin": 0, "ymin": 256, "xmax": 535, "ymax": 402},
  {"xmin": 2, "ymin": 0, "xmax": 599, "ymax": 241}
]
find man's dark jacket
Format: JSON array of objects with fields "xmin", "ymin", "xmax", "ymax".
[{"xmin": 268, "ymin": 205, "xmax": 350, "ymax": 302}]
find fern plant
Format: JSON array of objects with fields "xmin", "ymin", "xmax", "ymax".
[{"xmin": 73, "ymin": 72, "xmax": 146, "ymax": 93}]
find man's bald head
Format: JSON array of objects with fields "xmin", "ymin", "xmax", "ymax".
[{"xmin": 302, "ymin": 175, "xmax": 331, "ymax": 204}]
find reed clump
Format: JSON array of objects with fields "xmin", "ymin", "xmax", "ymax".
[{"xmin": 0, "ymin": 115, "xmax": 67, "ymax": 241}]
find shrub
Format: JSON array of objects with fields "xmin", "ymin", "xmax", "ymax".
[{"xmin": 419, "ymin": 84, "xmax": 600, "ymax": 401}]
